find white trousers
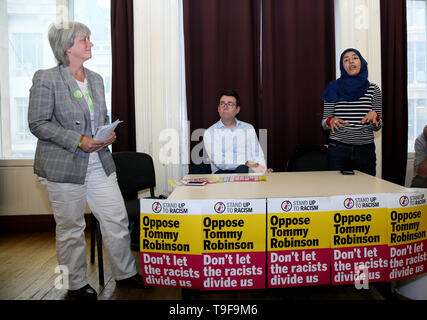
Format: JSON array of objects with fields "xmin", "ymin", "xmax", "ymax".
[{"xmin": 39, "ymin": 160, "xmax": 137, "ymax": 290}]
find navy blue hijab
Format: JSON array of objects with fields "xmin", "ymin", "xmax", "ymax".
[{"xmin": 321, "ymin": 48, "xmax": 370, "ymax": 102}]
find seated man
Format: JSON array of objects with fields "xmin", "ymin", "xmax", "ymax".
[
  {"xmin": 411, "ymin": 125, "xmax": 427, "ymax": 188},
  {"xmin": 203, "ymin": 89, "xmax": 273, "ymax": 174}
]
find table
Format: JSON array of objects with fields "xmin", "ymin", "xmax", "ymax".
[
  {"xmin": 168, "ymin": 171, "xmax": 410, "ymax": 200},
  {"xmin": 140, "ymin": 171, "xmax": 426, "ymax": 293}
]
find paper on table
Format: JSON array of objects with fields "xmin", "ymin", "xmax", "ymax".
[{"xmin": 94, "ymin": 119, "xmax": 123, "ymax": 141}]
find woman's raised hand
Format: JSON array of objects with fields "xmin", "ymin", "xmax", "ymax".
[
  {"xmin": 329, "ymin": 117, "xmax": 349, "ymax": 133},
  {"xmin": 359, "ymin": 111, "xmax": 379, "ymax": 126}
]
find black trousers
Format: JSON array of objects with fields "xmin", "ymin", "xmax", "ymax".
[
  {"xmin": 215, "ymin": 165, "xmax": 249, "ymax": 174},
  {"xmin": 327, "ymin": 140, "xmax": 376, "ymax": 176}
]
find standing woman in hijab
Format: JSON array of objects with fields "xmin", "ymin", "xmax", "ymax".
[{"xmin": 321, "ymin": 48, "xmax": 382, "ymax": 176}]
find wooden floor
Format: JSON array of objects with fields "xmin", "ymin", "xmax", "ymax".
[{"xmin": 0, "ymin": 231, "xmax": 394, "ymax": 301}]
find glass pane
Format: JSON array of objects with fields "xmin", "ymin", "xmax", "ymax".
[
  {"xmin": 4, "ymin": 0, "xmax": 56, "ymax": 158},
  {"xmin": 12, "ymin": 33, "xmax": 43, "ymax": 77},
  {"xmin": 408, "ymin": 42, "xmax": 415, "ymax": 84},
  {"xmin": 416, "ymin": 1, "xmax": 426, "ymax": 25},
  {"xmin": 416, "ymin": 100, "xmax": 427, "ymax": 140},
  {"xmin": 15, "ymin": 97, "xmax": 36, "ymax": 143},
  {"xmin": 73, "ymin": 0, "xmax": 112, "ymax": 120},
  {"xmin": 416, "ymin": 42, "xmax": 426, "ymax": 83},
  {"xmin": 408, "ymin": 0, "xmax": 414, "ymax": 26},
  {"xmin": 408, "ymin": 100, "xmax": 415, "ymax": 151},
  {"xmin": 407, "ymin": 0, "xmax": 427, "ymax": 153}
]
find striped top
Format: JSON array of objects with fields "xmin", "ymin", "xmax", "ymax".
[{"xmin": 322, "ymin": 83, "xmax": 382, "ymax": 145}]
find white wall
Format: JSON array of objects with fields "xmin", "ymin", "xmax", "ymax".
[{"xmin": 0, "ymin": 160, "xmax": 51, "ymax": 216}]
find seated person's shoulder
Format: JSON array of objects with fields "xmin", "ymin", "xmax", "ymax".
[
  {"xmin": 415, "ymin": 133, "xmax": 427, "ymax": 148},
  {"xmin": 204, "ymin": 122, "xmax": 218, "ymax": 136},
  {"xmin": 206, "ymin": 121, "xmax": 219, "ymax": 131},
  {"xmin": 239, "ymin": 120, "xmax": 256, "ymax": 131}
]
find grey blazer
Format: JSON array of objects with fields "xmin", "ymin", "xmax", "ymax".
[{"xmin": 28, "ymin": 64, "xmax": 116, "ymax": 184}]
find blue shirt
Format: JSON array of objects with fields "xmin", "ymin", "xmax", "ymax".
[{"xmin": 203, "ymin": 118, "xmax": 266, "ymax": 173}]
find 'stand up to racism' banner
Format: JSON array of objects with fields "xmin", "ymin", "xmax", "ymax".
[
  {"xmin": 201, "ymin": 199, "xmax": 266, "ymax": 290},
  {"xmin": 267, "ymin": 197, "xmax": 332, "ymax": 288},
  {"xmin": 140, "ymin": 199, "xmax": 266, "ymax": 290},
  {"xmin": 139, "ymin": 191, "xmax": 427, "ymax": 290},
  {"xmin": 387, "ymin": 192, "xmax": 427, "ymax": 281},
  {"xmin": 140, "ymin": 200, "xmax": 202, "ymax": 289},
  {"xmin": 330, "ymin": 195, "xmax": 389, "ymax": 285}
]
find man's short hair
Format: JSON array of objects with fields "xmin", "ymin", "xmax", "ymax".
[{"xmin": 217, "ymin": 90, "xmax": 240, "ymax": 106}]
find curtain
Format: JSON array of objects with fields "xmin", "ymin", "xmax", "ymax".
[
  {"xmin": 183, "ymin": 0, "xmax": 335, "ymax": 171},
  {"xmin": 183, "ymin": 0, "xmax": 261, "ymax": 143},
  {"xmin": 110, "ymin": 0, "xmax": 136, "ymax": 152},
  {"xmin": 380, "ymin": 0, "xmax": 408, "ymax": 185},
  {"xmin": 261, "ymin": 0, "xmax": 335, "ymax": 171},
  {"xmin": 133, "ymin": 0, "xmax": 190, "ymax": 196}
]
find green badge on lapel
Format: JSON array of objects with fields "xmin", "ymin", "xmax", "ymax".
[{"xmin": 73, "ymin": 90, "xmax": 83, "ymax": 99}]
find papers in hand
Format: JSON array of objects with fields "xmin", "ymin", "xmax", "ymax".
[{"xmin": 94, "ymin": 119, "xmax": 123, "ymax": 141}]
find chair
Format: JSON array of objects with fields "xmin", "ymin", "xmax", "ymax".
[
  {"xmin": 286, "ymin": 144, "xmax": 328, "ymax": 172},
  {"xmin": 188, "ymin": 162, "xmax": 212, "ymax": 174},
  {"xmin": 188, "ymin": 143, "xmax": 212, "ymax": 174},
  {"xmin": 90, "ymin": 152, "xmax": 165, "ymax": 285}
]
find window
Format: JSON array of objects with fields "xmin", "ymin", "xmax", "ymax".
[
  {"xmin": 74, "ymin": 0, "xmax": 112, "ymax": 118},
  {"xmin": 12, "ymin": 33, "xmax": 43, "ymax": 77},
  {"xmin": 0, "ymin": 0, "xmax": 111, "ymax": 159},
  {"xmin": 408, "ymin": 42, "xmax": 427, "ymax": 84},
  {"xmin": 407, "ymin": 0, "xmax": 427, "ymax": 152},
  {"xmin": 14, "ymin": 98, "xmax": 36, "ymax": 141}
]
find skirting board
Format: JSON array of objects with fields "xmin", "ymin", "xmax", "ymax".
[{"xmin": 0, "ymin": 214, "xmax": 92, "ymax": 233}]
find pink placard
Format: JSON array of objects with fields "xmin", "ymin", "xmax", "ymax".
[
  {"xmin": 268, "ymin": 248, "xmax": 330, "ymax": 288},
  {"xmin": 202, "ymin": 251, "xmax": 266, "ymax": 290},
  {"xmin": 331, "ymin": 245, "xmax": 389, "ymax": 285},
  {"xmin": 141, "ymin": 252, "xmax": 203, "ymax": 289}
]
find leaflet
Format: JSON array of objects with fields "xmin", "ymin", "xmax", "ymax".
[{"xmin": 94, "ymin": 119, "xmax": 123, "ymax": 140}]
